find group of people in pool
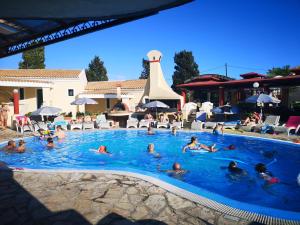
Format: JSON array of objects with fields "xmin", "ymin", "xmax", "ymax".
[{"xmin": 1, "ymin": 139, "xmax": 26, "ymax": 153}]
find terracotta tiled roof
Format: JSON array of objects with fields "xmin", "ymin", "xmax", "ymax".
[
  {"xmin": 0, "ymin": 69, "xmax": 82, "ymax": 78},
  {"xmin": 86, "ymin": 79, "xmax": 146, "ymax": 90},
  {"xmin": 0, "ymin": 77, "xmax": 52, "ymax": 84}
]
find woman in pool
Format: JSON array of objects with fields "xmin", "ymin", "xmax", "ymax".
[
  {"xmin": 147, "ymin": 143, "xmax": 161, "ymax": 158},
  {"xmin": 213, "ymin": 123, "xmax": 224, "ymax": 135},
  {"xmin": 255, "ymin": 163, "xmax": 279, "ymax": 185},
  {"xmin": 182, "ymin": 137, "xmax": 217, "ymax": 153},
  {"xmin": 97, "ymin": 145, "xmax": 111, "ymax": 155}
]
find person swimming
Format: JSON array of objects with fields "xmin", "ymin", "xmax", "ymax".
[
  {"xmin": 182, "ymin": 137, "xmax": 216, "ymax": 153},
  {"xmin": 147, "ymin": 126, "xmax": 155, "ymax": 135},
  {"xmin": 3, "ymin": 140, "xmax": 16, "ymax": 151},
  {"xmin": 97, "ymin": 145, "xmax": 111, "ymax": 155},
  {"xmin": 171, "ymin": 126, "xmax": 177, "ymax": 135},
  {"xmin": 225, "ymin": 144, "xmax": 236, "ymax": 150},
  {"xmin": 255, "ymin": 163, "xmax": 279, "ymax": 184},
  {"xmin": 16, "ymin": 140, "xmax": 26, "ymax": 153},
  {"xmin": 213, "ymin": 123, "xmax": 224, "ymax": 135},
  {"xmin": 52, "ymin": 125, "xmax": 65, "ymax": 139},
  {"xmin": 147, "ymin": 143, "xmax": 161, "ymax": 158},
  {"xmin": 46, "ymin": 137, "xmax": 55, "ymax": 149},
  {"xmin": 228, "ymin": 161, "xmax": 247, "ymax": 175},
  {"xmin": 159, "ymin": 162, "xmax": 188, "ymax": 175}
]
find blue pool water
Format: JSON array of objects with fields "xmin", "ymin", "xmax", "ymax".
[{"xmin": 1, "ymin": 130, "xmax": 300, "ymax": 215}]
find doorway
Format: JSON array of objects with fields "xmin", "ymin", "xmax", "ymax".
[{"xmin": 36, "ymin": 89, "xmax": 43, "ymax": 109}]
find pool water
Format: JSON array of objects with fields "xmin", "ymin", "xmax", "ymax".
[{"xmin": 1, "ymin": 130, "xmax": 300, "ymax": 213}]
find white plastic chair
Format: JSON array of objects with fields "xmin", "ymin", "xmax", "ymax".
[
  {"xmin": 82, "ymin": 116, "xmax": 94, "ymax": 130},
  {"xmin": 139, "ymin": 119, "xmax": 150, "ymax": 128},
  {"xmin": 126, "ymin": 116, "xmax": 138, "ymax": 128},
  {"xmin": 191, "ymin": 121, "xmax": 204, "ymax": 130},
  {"xmin": 170, "ymin": 121, "xmax": 183, "ymax": 129},
  {"xmin": 96, "ymin": 115, "xmax": 113, "ymax": 129}
]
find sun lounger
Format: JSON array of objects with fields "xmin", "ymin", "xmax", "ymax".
[
  {"xmin": 139, "ymin": 119, "xmax": 150, "ymax": 128},
  {"xmin": 253, "ymin": 115, "xmax": 280, "ymax": 133},
  {"xmin": 126, "ymin": 117, "xmax": 139, "ymax": 128},
  {"xmin": 53, "ymin": 116, "xmax": 68, "ymax": 130},
  {"xmin": 204, "ymin": 121, "xmax": 217, "ymax": 129},
  {"xmin": 157, "ymin": 120, "xmax": 169, "ymax": 129},
  {"xmin": 69, "ymin": 121, "xmax": 82, "ymax": 130},
  {"xmin": 31, "ymin": 121, "xmax": 48, "ymax": 132},
  {"xmin": 191, "ymin": 121, "xmax": 203, "ymax": 130},
  {"xmin": 273, "ymin": 116, "xmax": 300, "ymax": 136},
  {"xmin": 96, "ymin": 115, "xmax": 113, "ymax": 129},
  {"xmin": 82, "ymin": 116, "xmax": 94, "ymax": 130},
  {"xmin": 170, "ymin": 121, "xmax": 183, "ymax": 129},
  {"xmin": 223, "ymin": 120, "xmax": 240, "ymax": 130},
  {"xmin": 15, "ymin": 116, "xmax": 33, "ymax": 133}
]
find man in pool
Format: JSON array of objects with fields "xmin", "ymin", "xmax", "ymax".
[
  {"xmin": 213, "ymin": 123, "xmax": 224, "ymax": 135},
  {"xmin": 255, "ymin": 163, "xmax": 279, "ymax": 185},
  {"xmin": 182, "ymin": 137, "xmax": 217, "ymax": 153},
  {"xmin": 158, "ymin": 162, "xmax": 187, "ymax": 175},
  {"xmin": 16, "ymin": 140, "xmax": 26, "ymax": 153},
  {"xmin": 52, "ymin": 125, "xmax": 65, "ymax": 139},
  {"xmin": 4, "ymin": 140, "xmax": 17, "ymax": 151},
  {"xmin": 147, "ymin": 126, "xmax": 155, "ymax": 135},
  {"xmin": 171, "ymin": 126, "xmax": 177, "ymax": 135},
  {"xmin": 147, "ymin": 143, "xmax": 161, "ymax": 158},
  {"xmin": 228, "ymin": 161, "xmax": 247, "ymax": 175}
]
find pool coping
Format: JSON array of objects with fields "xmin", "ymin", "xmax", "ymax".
[
  {"xmin": 2, "ymin": 130, "xmax": 300, "ymax": 224},
  {"xmin": 11, "ymin": 168, "xmax": 300, "ymax": 225}
]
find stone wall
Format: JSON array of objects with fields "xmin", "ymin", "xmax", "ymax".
[{"xmin": 0, "ymin": 170, "xmax": 257, "ymax": 225}]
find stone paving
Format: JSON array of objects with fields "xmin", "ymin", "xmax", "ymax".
[{"xmin": 0, "ymin": 169, "xmax": 257, "ymax": 225}]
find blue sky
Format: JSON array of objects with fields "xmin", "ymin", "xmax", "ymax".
[{"xmin": 0, "ymin": 0, "xmax": 300, "ymax": 83}]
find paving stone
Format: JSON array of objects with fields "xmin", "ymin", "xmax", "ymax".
[
  {"xmin": 144, "ymin": 195, "xmax": 166, "ymax": 215},
  {"xmin": 165, "ymin": 192, "xmax": 194, "ymax": 210},
  {"xmin": 131, "ymin": 206, "xmax": 149, "ymax": 220}
]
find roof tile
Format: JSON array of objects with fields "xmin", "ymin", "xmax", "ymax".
[{"xmin": 0, "ymin": 69, "xmax": 81, "ymax": 78}]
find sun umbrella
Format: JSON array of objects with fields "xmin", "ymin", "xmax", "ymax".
[
  {"xmin": 245, "ymin": 94, "xmax": 281, "ymax": 104},
  {"xmin": 142, "ymin": 101, "xmax": 169, "ymax": 119},
  {"xmin": 70, "ymin": 97, "xmax": 98, "ymax": 105},
  {"xmin": 245, "ymin": 93, "xmax": 281, "ymax": 116},
  {"xmin": 142, "ymin": 101, "xmax": 170, "ymax": 109},
  {"xmin": 31, "ymin": 106, "xmax": 62, "ymax": 116}
]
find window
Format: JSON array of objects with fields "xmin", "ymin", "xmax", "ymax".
[
  {"xmin": 68, "ymin": 89, "xmax": 74, "ymax": 96},
  {"xmin": 106, "ymin": 99, "xmax": 110, "ymax": 109},
  {"xmin": 19, "ymin": 88, "xmax": 25, "ymax": 100}
]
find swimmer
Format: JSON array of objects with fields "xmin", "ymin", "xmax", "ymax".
[
  {"xmin": 228, "ymin": 161, "xmax": 247, "ymax": 175},
  {"xmin": 52, "ymin": 125, "xmax": 65, "ymax": 139},
  {"xmin": 147, "ymin": 143, "xmax": 161, "ymax": 158},
  {"xmin": 147, "ymin": 126, "xmax": 155, "ymax": 135},
  {"xmin": 171, "ymin": 126, "xmax": 177, "ymax": 135},
  {"xmin": 182, "ymin": 137, "xmax": 217, "ymax": 153},
  {"xmin": 16, "ymin": 140, "xmax": 26, "ymax": 153},
  {"xmin": 4, "ymin": 140, "xmax": 16, "ymax": 151},
  {"xmin": 297, "ymin": 173, "xmax": 300, "ymax": 186},
  {"xmin": 225, "ymin": 144, "xmax": 236, "ymax": 150},
  {"xmin": 159, "ymin": 162, "xmax": 188, "ymax": 175},
  {"xmin": 213, "ymin": 123, "xmax": 224, "ymax": 135},
  {"xmin": 97, "ymin": 145, "xmax": 111, "ymax": 155},
  {"xmin": 46, "ymin": 137, "xmax": 55, "ymax": 149},
  {"xmin": 255, "ymin": 163, "xmax": 279, "ymax": 185}
]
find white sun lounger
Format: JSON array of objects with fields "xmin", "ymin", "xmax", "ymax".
[
  {"xmin": 191, "ymin": 121, "xmax": 203, "ymax": 130},
  {"xmin": 139, "ymin": 119, "xmax": 150, "ymax": 128}
]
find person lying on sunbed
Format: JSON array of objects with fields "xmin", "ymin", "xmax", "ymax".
[{"xmin": 182, "ymin": 137, "xmax": 216, "ymax": 153}]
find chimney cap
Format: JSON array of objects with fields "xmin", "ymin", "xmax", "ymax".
[{"xmin": 147, "ymin": 50, "xmax": 162, "ymax": 62}]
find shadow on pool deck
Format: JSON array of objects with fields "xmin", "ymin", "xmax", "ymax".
[{"xmin": 0, "ymin": 165, "xmax": 169, "ymax": 225}]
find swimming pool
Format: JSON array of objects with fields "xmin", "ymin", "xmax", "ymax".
[{"xmin": 1, "ymin": 130, "xmax": 300, "ymax": 220}]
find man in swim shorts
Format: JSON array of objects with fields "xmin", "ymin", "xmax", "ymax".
[
  {"xmin": 182, "ymin": 137, "xmax": 216, "ymax": 153},
  {"xmin": 255, "ymin": 163, "xmax": 279, "ymax": 185}
]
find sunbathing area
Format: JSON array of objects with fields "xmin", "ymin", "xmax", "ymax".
[{"xmin": 1, "ymin": 1, "xmax": 300, "ymax": 225}]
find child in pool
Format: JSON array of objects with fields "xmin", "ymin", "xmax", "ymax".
[
  {"xmin": 213, "ymin": 123, "xmax": 224, "ymax": 135},
  {"xmin": 97, "ymin": 145, "xmax": 111, "ymax": 155},
  {"xmin": 255, "ymin": 163, "xmax": 279, "ymax": 184},
  {"xmin": 46, "ymin": 137, "xmax": 55, "ymax": 149},
  {"xmin": 183, "ymin": 137, "xmax": 216, "ymax": 153},
  {"xmin": 228, "ymin": 161, "xmax": 247, "ymax": 175},
  {"xmin": 147, "ymin": 143, "xmax": 161, "ymax": 158}
]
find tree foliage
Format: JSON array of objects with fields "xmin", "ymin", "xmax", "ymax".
[
  {"xmin": 171, "ymin": 50, "xmax": 199, "ymax": 93},
  {"xmin": 267, "ymin": 65, "xmax": 291, "ymax": 77},
  {"xmin": 85, "ymin": 56, "xmax": 108, "ymax": 81},
  {"xmin": 139, "ymin": 58, "xmax": 150, "ymax": 79},
  {"xmin": 18, "ymin": 46, "xmax": 45, "ymax": 69}
]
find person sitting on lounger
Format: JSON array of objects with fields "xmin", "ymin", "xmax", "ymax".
[
  {"xmin": 52, "ymin": 125, "xmax": 65, "ymax": 139},
  {"xmin": 213, "ymin": 123, "xmax": 224, "ymax": 135},
  {"xmin": 182, "ymin": 137, "xmax": 216, "ymax": 153},
  {"xmin": 46, "ymin": 137, "xmax": 55, "ymax": 149},
  {"xmin": 255, "ymin": 163, "xmax": 279, "ymax": 185},
  {"xmin": 16, "ymin": 140, "xmax": 26, "ymax": 153},
  {"xmin": 242, "ymin": 112, "xmax": 261, "ymax": 125},
  {"xmin": 144, "ymin": 112, "xmax": 153, "ymax": 121},
  {"xmin": 147, "ymin": 143, "xmax": 161, "ymax": 158}
]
